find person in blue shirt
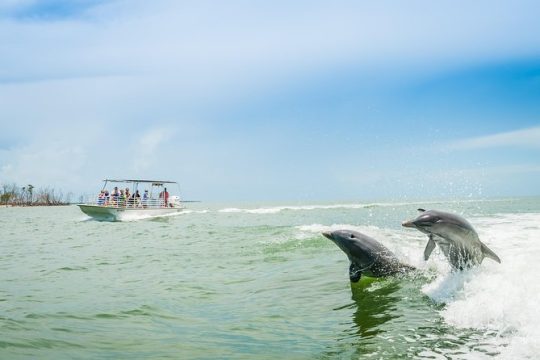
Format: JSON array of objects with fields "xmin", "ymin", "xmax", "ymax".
[{"xmin": 142, "ymin": 189, "xmax": 149, "ymax": 208}]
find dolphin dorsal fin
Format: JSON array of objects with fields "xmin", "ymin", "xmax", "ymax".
[
  {"xmin": 481, "ymin": 242, "xmax": 501, "ymax": 264},
  {"xmin": 417, "ymin": 208, "xmax": 426, "ymax": 212}
]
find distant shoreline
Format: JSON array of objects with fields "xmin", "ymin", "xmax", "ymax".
[
  {"xmin": 1, "ymin": 182, "xmax": 73, "ymax": 207},
  {"xmin": 2, "ymin": 203, "xmax": 71, "ymax": 208}
]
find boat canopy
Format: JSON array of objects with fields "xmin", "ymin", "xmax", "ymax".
[
  {"xmin": 103, "ymin": 179, "xmax": 177, "ymax": 184},
  {"xmin": 100, "ymin": 179, "xmax": 179, "ymax": 192}
]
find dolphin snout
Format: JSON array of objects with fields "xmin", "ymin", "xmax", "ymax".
[
  {"xmin": 401, "ymin": 220, "xmax": 415, "ymax": 228},
  {"xmin": 322, "ymin": 231, "xmax": 333, "ymax": 240}
]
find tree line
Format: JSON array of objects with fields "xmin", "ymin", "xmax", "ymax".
[{"xmin": 1, "ymin": 183, "xmax": 72, "ymax": 206}]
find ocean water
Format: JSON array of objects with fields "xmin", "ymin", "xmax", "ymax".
[{"xmin": 1, "ymin": 197, "xmax": 540, "ymax": 359}]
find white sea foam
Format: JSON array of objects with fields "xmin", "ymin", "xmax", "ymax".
[
  {"xmin": 219, "ymin": 199, "xmax": 507, "ymax": 215},
  {"xmin": 295, "ymin": 223, "xmax": 382, "ymax": 234},
  {"xmin": 422, "ymin": 213, "xmax": 540, "ymax": 358},
  {"xmin": 182, "ymin": 209, "xmax": 209, "ymax": 214},
  {"xmin": 117, "ymin": 209, "xmax": 209, "ymax": 222},
  {"xmin": 119, "ymin": 211, "xmax": 186, "ymax": 222},
  {"xmin": 298, "ymin": 212, "xmax": 540, "ymax": 357},
  {"xmin": 219, "ymin": 204, "xmax": 368, "ymax": 214}
]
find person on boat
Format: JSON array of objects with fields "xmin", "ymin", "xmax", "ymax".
[
  {"xmin": 104, "ymin": 190, "xmax": 110, "ymax": 206},
  {"xmin": 162, "ymin": 187, "xmax": 170, "ymax": 207},
  {"xmin": 119, "ymin": 189, "xmax": 126, "ymax": 207},
  {"xmin": 131, "ymin": 190, "xmax": 141, "ymax": 207},
  {"xmin": 97, "ymin": 190, "xmax": 106, "ymax": 205},
  {"xmin": 111, "ymin": 187, "xmax": 120, "ymax": 206},
  {"xmin": 142, "ymin": 190, "xmax": 149, "ymax": 208},
  {"xmin": 125, "ymin": 188, "xmax": 132, "ymax": 207}
]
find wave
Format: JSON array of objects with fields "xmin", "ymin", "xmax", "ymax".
[
  {"xmin": 218, "ymin": 198, "xmax": 508, "ymax": 215},
  {"xmin": 181, "ymin": 209, "xmax": 209, "ymax": 214},
  {"xmin": 295, "ymin": 223, "xmax": 382, "ymax": 234},
  {"xmin": 297, "ymin": 212, "xmax": 540, "ymax": 358},
  {"xmin": 422, "ymin": 213, "xmax": 540, "ymax": 358},
  {"xmin": 219, "ymin": 204, "xmax": 368, "ymax": 214}
]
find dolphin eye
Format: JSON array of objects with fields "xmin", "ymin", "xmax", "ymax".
[{"xmin": 350, "ymin": 234, "xmax": 355, "ymax": 239}]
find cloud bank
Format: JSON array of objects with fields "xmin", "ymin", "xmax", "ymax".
[
  {"xmin": 0, "ymin": 1, "xmax": 539, "ymax": 200},
  {"xmin": 448, "ymin": 126, "xmax": 540, "ymax": 150}
]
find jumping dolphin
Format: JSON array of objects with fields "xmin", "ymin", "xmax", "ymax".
[
  {"xmin": 402, "ymin": 209, "xmax": 501, "ymax": 270},
  {"xmin": 322, "ymin": 230, "xmax": 415, "ymax": 282}
]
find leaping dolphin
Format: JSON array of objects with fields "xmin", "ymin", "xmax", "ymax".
[
  {"xmin": 402, "ymin": 209, "xmax": 501, "ymax": 270},
  {"xmin": 323, "ymin": 230, "xmax": 415, "ymax": 282}
]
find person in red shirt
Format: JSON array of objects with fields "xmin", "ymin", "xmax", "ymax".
[
  {"xmin": 164, "ymin": 188, "xmax": 169, "ymax": 207},
  {"xmin": 160, "ymin": 188, "xmax": 170, "ymax": 207}
]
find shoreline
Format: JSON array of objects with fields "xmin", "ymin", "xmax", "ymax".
[{"xmin": 2, "ymin": 203, "xmax": 71, "ymax": 208}]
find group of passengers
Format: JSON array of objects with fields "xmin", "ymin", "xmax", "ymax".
[{"xmin": 97, "ymin": 186, "xmax": 170, "ymax": 208}]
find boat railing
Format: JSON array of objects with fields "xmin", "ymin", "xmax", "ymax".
[{"xmin": 86, "ymin": 196, "xmax": 180, "ymax": 208}]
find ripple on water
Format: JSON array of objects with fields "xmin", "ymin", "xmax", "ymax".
[
  {"xmin": 1, "ymin": 200, "xmax": 539, "ymax": 358},
  {"xmin": 57, "ymin": 266, "xmax": 88, "ymax": 271}
]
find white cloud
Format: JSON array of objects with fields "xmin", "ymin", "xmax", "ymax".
[
  {"xmin": 132, "ymin": 127, "xmax": 174, "ymax": 173},
  {"xmin": 2, "ymin": 1, "xmax": 540, "ymax": 87},
  {"xmin": 448, "ymin": 126, "xmax": 540, "ymax": 150},
  {"xmin": 0, "ymin": 141, "xmax": 88, "ymax": 191},
  {"xmin": 1, "ymin": 1, "xmax": 540, "ymax": 199}
]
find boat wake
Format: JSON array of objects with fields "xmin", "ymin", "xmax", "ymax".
[{"xmin": 118, "ymin": 209, "xmax": 209, "ymax": 221}]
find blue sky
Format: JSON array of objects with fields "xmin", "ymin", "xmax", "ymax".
[{"xmin": 0, "ymin": 0, "xmax": 539, "ymax": 202}]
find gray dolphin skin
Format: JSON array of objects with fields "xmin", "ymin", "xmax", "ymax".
[
  {"xmin": 402, "ymin": 209, "xmax": 501, "ymax": 270},
  {"xmin": 323, "ymin": 230, "xmax": 415, "ymax": 282}
]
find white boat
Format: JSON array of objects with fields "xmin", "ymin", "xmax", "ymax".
[{"xmin": 78, "ymin": 179, "xmax": 185, "ymax": 221}]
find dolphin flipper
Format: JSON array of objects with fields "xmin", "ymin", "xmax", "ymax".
[
  {"xmin": 349, "ymin": 263, "xmax": 362, "ymax": 282},
  {"xmin": 424, "ymin": 234, "xmax": 436, "ymax": 261},
  {"xmin": 481, "ymin": 242, "xmax": 501, "ymax": 263}
]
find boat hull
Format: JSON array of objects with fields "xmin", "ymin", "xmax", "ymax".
[{"xmin": 77, "ymin": 204, "xmax": 183, "ymax": 221}]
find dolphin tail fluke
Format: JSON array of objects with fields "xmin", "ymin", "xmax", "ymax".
[
  {"xmin": 424, "ymin": 235, "xmax": 436, "ymax": 261},
  {"xmin": 481, "ymin": 243, "xmax": 501, "ymax": 263}
]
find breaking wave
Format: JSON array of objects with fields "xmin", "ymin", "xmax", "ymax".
[
  {"xmin": 218, "ymin": 199, "xmax": 505, "ymax": 215},
  {"xmin": 296, "ymin": 212, "xmax": 540, "ymax": 358},
  {"xmin": 422, "ymin": 213, "xmax": 540, "ymax": 358}
]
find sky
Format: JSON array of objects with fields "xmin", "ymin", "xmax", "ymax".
[{"xmin": 0, "ymin": 0, "xmax": 539, "ymax": 202}]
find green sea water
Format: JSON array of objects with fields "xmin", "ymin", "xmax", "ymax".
[{"xmin": 2, "ymin": 198, "xmax": 540, "ymax": 359}]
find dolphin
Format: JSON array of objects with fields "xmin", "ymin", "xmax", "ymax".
[
  {"xmin": 402, "ymin": 209, "xmax": 501, "ymax": 270},
  {"xmin": 322, "ymin": 230, "xmax": 415, "ymax": 282}
]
